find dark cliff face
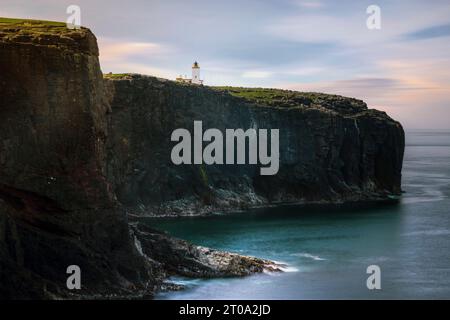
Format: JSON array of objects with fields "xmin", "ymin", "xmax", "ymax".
[
  {"xmin": 106, "ymin": 75, "xmax": 405, "ymax": 216},
  {"xmin": 0, "ymin": 20, "xmax": 279, "ymax": 299},
  {"xmin": 0, "ymin": 21, "xmax": 113, "ymax": 209},
  {"xmin": 0, "ymin": 20, "xmax": 161, "ymax": 299}
]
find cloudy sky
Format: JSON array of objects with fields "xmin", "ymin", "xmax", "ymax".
[{"xmin": 2, "ymin": 0, "xmax": 450, "ymax": 129}]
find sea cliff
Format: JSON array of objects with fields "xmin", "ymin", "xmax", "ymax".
[
  {"xmin": 0, "ymin": 19, "xmax": 404, "ymax": 298},
  {"xmin": 106, "ymin": 75, "xmax": 404, "ymax": 216}
]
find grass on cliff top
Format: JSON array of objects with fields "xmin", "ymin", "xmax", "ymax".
[
  {"xmin": 211, "ymin": 86, "xmax": 325, "ymax": 108},
  {"xmin": 0, "ymin": 17, "xmax": 90, "ymax": 48},
  {"xmin": 0, "ymin": 17, "xmax": 83, "ymax": 37},
  {"xmin": 0, "ymin": 17, "xmax": 66, "ymax": 27},
  {"xmin": 211, "ymin": 86, "xmax": 367, "ymax": 112},
  {"xmin": 103, "ymin": 73, "xmax": 132, "ymax": 79}
]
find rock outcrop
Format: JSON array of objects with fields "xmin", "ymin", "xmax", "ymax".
[{"xmin": 132, "ymin": 223, "xmax": 280, "ymax": 278}]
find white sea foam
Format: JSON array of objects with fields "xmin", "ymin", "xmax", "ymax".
[
  {"xmin": 291, "ymin": 253, "xmax": 326, "ymax": 261},
  {"xmin": 278, "ymin": 265, "xmax": 300, "ymax": 272},
  {"xmin": 169, "ymin": 277, "xmax": 203, "ymax": 286},
  {"xmin": 269, "ymin": 260, "xmax": 299, "ymax": 273}
]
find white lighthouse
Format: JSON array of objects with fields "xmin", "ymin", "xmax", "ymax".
[
  {"xmin": 175, "ymin": 61, "xmax": 204, "ymax": 85},
  {"xmin": 191, "ymin": 61, "xmax": 203, "ymax": 85}
]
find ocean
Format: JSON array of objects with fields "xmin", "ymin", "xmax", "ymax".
[{"xmin": 152, "ymin": 130, "xmax": 450, "ymax": 299}]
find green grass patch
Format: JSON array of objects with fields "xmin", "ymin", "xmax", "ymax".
[
  {"xmin": 0, "ymin": 17, "xmax": 66, "ymax": 27},
  {"xmin": 209, "ymin": 86, "xmax": 367, "ymax": 113},
  {"xmin": 103, "ymin": 73, "xmax": 132, "ymax": 79},
  {"xmin": 211, "ymin": 86, "xmax": 321, "ymax": 108}
]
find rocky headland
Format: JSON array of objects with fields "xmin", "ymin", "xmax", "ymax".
[
  {"xmin": 0, "ymin": 18, "xmax": 404, "ymax": 299},
  {"xmin": 106, "ymin": 75, "xmax": 404, "ymax": 217}
]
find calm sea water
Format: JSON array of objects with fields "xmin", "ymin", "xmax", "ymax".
[{"xmin": 152, "ymin": 130, "xmax": 450, "ymax": 299}]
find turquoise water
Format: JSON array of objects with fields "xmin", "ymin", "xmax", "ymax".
[{"xmin": 152, "ymin": 130, "xmax": 450, "ymax": 299}]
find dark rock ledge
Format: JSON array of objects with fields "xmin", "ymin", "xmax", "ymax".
[{"xmin": 132, "ymin": 223, "xmax": 281, "ymax": 279}]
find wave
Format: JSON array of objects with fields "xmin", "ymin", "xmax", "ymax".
[
  {"xmin": 270, "ymin": 260, "xmax": 299, "ymax": 273},
  {"xmin": 291, "ymin": 252, "xmax": 326, "ymax": 261}
]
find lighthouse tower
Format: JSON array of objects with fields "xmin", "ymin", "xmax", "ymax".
[{"xmin": 191, "ymin": 61, "xmax": 203, "ymax": 85}]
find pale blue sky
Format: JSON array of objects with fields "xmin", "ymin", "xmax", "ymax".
[{"xmin": 2, "ymin": 0, "xmax": 450, "ymax": 129}]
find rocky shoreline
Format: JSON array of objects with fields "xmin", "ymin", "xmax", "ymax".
[
  {"xmin": 128, "ymin": 195, "xmax": 402, "ymax": 218},
  {"xmin": 132, "ymin": 222, "xmax": 282, "ymax": 278}
]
